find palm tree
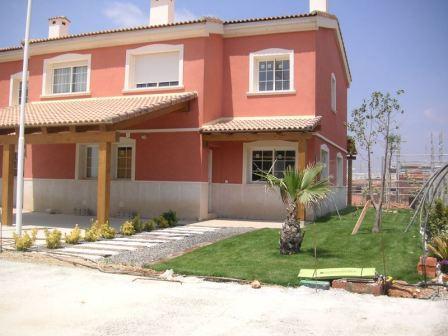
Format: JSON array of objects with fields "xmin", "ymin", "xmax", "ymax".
[{"xmin": 261, "ymin": 164, "xmax": 331, "ymax": 255}]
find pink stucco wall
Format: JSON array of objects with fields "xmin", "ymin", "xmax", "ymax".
[
  {"xmin": 0, "ymin": 27, "xmax": 349, "ymax": 185},
  {"xmin": 222, "ymin": 31, "xmax": 317, "ymax": 118}
]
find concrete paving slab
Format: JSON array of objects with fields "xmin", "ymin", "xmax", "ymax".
[
  {"xmin": 113, "ymin": 238, "xmax": 166, "ymax": 244},
  {"xmin": 61, "ymin": 247, "xmax": 120, "ymax": 256},
  {"xmin": 191, "ymin": 219, "xmax": 282, "ymax": 229},
  {"xmin": 78, "ymin": 243, "xmax": 138, "ymax": 251},
  {"xmin": 93, "ymin": 240, "xmax": 159, "ymax": 248}
]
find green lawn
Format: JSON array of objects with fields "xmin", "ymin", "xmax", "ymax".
[{"xmin": 150, "ymin": 208, "xmax": 423, "ymax": 286}]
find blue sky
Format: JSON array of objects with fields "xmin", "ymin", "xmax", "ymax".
[{"xmin": 0, "ymin": 0, "xmax": 447, "ymax": 166}]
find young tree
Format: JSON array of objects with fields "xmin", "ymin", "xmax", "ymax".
[
  {"xmin": 261, "ymin": 165, "xmax": 331, "ymax": 255},
  {"xmin": 349, "ymin": 91, "xmax": 404, "ymax": 233}
]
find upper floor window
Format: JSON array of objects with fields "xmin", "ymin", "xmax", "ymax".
[
  {"xmin": 331, "ymin": 73, "xmax": 337, "ymax": 112},
  {"xmin": 9, "ymin": 72, "xmax": 28, "ymax": 106},
  {"xmin": 42, "ymin": 53, "xmax": 91, "ymax": 97},
  {"xmin": 248, "ymin": 48, "xmax": 295, "ymax": 95},
  {"xmin": 320, "ymin": 144, "xmax": 330, "ymax": 181},
  {"xmin": 124, "ymin": 44, "xmax": 184, "ymax": 92},
  {"xmin": 18, "ymin": 81, "xmax": 29, "ymax": 105},
  {"xmin": 53, "ymin": 65, "xmax": 88, "ymax": 94}
]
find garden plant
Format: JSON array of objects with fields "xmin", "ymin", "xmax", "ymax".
[{"xmin": 260, "ymin": 164, "xmax": 331, "ymax": 255}]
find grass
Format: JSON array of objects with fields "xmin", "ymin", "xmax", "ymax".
[{"xmin": 150, "ymin": 208, "xmax": 423, "ymax": 286}]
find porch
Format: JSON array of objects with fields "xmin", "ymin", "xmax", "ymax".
[
  {"xmin": 0, "ymin": 92, "xmax": 197, "ymax": 226},
  {"xmin": 201, "ymin": 116, "xmax": 325, "ymax": 221}
]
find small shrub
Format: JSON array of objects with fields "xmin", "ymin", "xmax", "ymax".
[
  {"xmin": 44, "ymin": 229, "xmax": 62, "ymax": 249},
  {"xmin": 132, "ymin": 215, "xmax": 144, "ymax": 233},
  {"xmin": 162, "ymin": 210, "xmax": 178, "ymax": 227},
  {"xmin": 121, "ymin": 220, "xmax": 135, "ymax": 236},
  {"xmin": 86, "ymin": 220, "xmax": 116, "ymax": 240},
  {"xmin": 65, "ymin": 225, "xmax": 81, "ymax": 245},
  {"xmin": 84, "ymin": 228, "xmax": 100, "ymax": 242},
  {"xmin": 13, "ymin": 229, "xmax": 37, "ymax": 251},
  {"xmin": 143, "ymin": 219, "xmax": 156, "ymax": 232},
  {"xmin": 427, "ymin": 199, "xmax": 448, "ymax": 239},
  {"xmin": 155, "ymin": 215, "xmax": 169, "ymax": 229},
  {"xmin": 95, "ymin": 221, "xmax": 116, "ymax": 239},
  {"xmin": 428, "ymin": 235, "xmax": 448, "ymax": 260}
]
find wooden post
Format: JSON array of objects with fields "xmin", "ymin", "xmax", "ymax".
[
  {"xmin": 97, "ymin": 142, "xmax": 111, "ymax": 224},
  {"xmin": 2, "ymin": 145, "xmax": 15, "ymax": 226},
  {"xmin": 347, "ymin": 156, "xmax": 354, "ymax": 206},
  {"xmin": 297, "ymin": 139, "xmax": 307, "ymax": 222}
]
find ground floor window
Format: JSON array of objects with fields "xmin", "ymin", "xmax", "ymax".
[
  {"xmin": 116, "ymin": 146, "xmax": 133, "ymax": 179},
  {"xmin": 320, "ymin": 145, "xmax": 330, "ymax": 181},
  {"xmin": 85, "ymin": 145, "xmax": 99, "ymax": 179},
  {"xmin": 336, "ymin": 153, "xmax": 343, "ymax": 186},
  {"xmin": 251, "ymin": 149, "xmax": 296, "ymax": 182},
  {"xmin": 77, "ymin": 139, "xmax": 135, "ymax": 180}
]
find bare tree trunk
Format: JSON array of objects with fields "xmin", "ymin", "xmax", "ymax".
[
  {"xmin": 373, "ymin": 117, "xmax": 391, "ymax": 233},
  {"xmin": 280, "ymin": 203, "xmax": 305, "ymax": 255},
  {"xmin": 367, "ymin": 144, "xmax": 373, "ymax": 202}
]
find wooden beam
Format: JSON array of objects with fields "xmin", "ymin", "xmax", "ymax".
[
  {"xmin": 297, "ymin": 138, "xmax": 307, "ymax": 222},
  {"xmin": 202, "ymin": 132, "xmax": 312, "ymax": 142},
  {"xmin": 96, "ymin": 142, "xmax": 111, "ymax": 224},
  {"xmin": 110, "ymin": 102, "xmax": 189, "ymax": 130},
  {"xmin": 0, "ymin": 131, "xmax": 119, "ymax": 145},
  {"xmin": 351, "ymin": 200, "xmax": 371, "ymax": 235},
  {"xmin": 2, "ymin": 144, "xmax": 15, "ymax": 226}
]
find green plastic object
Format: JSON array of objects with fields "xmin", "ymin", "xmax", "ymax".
[
  {"xmin": 298, "ymin": 280, "xmax": 330, "ymax": 290},
  {"xmin": 298, "ymin": 268, "xmax": 376, "ymax": 280}
]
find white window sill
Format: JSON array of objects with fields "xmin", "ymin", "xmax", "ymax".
[
  {"xmin": 247, "ymin": 90, "xmax": 296, "ymax": 97},
  {"xmin": 122, "ymin": 86, "xmax": 184, "ymax": 94},
  {"xmin": 41, "ymin": 91, "xmax": 91, "ymax": 99}
]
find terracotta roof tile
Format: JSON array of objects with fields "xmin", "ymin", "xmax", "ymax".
[
  {"xmin": 0, "ymin": 12, "xmax": 335, "ymax": 52},
  {"xmin": 0, "ymin": 92, "xmax": 197, "ymax": 129},
  {"xmin": 201, "ymin": 116, "xmax": 322, "ymax": 133}
]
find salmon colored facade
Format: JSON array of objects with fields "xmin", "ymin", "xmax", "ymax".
[{"xmin": 0, "ymin": 11, "xmax": 351, "ymax": 220}]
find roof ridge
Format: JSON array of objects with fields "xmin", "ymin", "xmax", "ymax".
[{"xmin": 0, "ymin": 11, "xmax": 338, "ymax": 52}]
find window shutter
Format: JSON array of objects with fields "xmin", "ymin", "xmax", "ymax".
[{"xmin": 134, "ymin": 51, "xmax": 180, "ymax": 85}]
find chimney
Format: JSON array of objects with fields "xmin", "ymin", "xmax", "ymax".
[
  {"xmin": 48, "ymin": 16, "xmax": 71, "ymax": 38},
  {"xmin": 150, "ymin": 0, "xmax": 175, "ymax": 26},
  {"xmin": 310, "ymin": 0, "xmax": 329, "ymax": 13}
]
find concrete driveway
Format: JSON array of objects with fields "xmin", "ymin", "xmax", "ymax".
[{"xmin": 0, "ymin": 260, "xmax": 446, "ymax": 336}]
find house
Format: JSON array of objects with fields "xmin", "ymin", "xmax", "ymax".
[{"xmin": 0, "ymin": 0, "xmax": 351, "ymax": 225}]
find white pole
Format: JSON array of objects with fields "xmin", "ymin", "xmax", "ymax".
[{"xmin": 15, "ymin": 0, "xmax": 33, "ymax": 236}]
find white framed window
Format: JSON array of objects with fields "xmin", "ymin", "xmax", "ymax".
[
  {"xmin": 336, "ymin": 152, "xmax": 343, "ymax": 186},
  {"xmin": 42, "ymin": 53, "xmax": 91, "ymax": 97},
  {"xmin": 320, "ymin": 144, "xmax": 330, "ymax": 181},
  {"xmin": 76, "ymin": 138, "xmax": 135, "ymax": 180},
  {"xmin": 243, "ymin": 141, "xmax": 298, "ymax": 183},
  {"xmin": 331, "ymin": 73, "xmax": 337, "ymax": 112},
  {"xmin": 124, "ymin": 44, "xmax": 184, "ymax": 92},
  {"xmin": 85, "ymin": 145, "xmax": 99, "ymax": 179},
  {"xmin": 9, "ymin": 71, "xmax": 29, "ymax": 106},
  {"xmin": 248, "ymin": 48, "xmax": 295, "ymax": 95}
]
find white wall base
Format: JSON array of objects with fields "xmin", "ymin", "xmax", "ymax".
[
  {"xmin": 211, "ymin": 183, "xmax": 347, "ymax": 221},
  {"xmin": 0, "ymin": 179, "xmax": 209, "ymax": 221},
  {"xmin": 0, "ymin": 179, "xmax": 347, "ymax": 222}
]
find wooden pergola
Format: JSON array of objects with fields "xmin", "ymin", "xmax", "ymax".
[{"xmin": 0, "ymin": 93, "xmax": 196, "ymax": 226}]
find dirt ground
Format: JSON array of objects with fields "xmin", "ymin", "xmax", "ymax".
[{"xmin": 0, "ymin": 258, "xmax": 446, "ymax": 336}]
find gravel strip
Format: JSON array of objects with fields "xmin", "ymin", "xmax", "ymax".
[{"xmin": 104, "ymin": 226, "xmax": 254, "ymax": 267}]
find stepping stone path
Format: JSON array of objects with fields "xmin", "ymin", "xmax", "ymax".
[{"xmin": 47, "ymin": 226, "xmax": 220, "ymax": 262}]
